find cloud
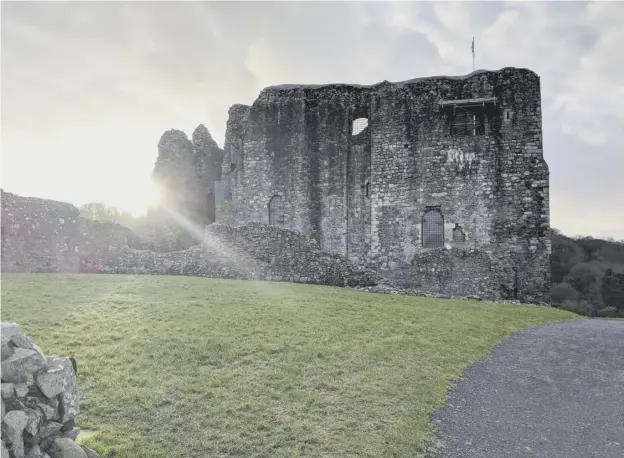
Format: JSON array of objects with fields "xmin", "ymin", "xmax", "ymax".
[{"xmin": 0, "ymin": 1, "xmax": 622, "ymax": 238}]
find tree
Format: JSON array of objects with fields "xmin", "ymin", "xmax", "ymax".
[
  {"xmin": 564, "ymin": 263, "xmax": 603, "ymax": 315},
  {"xmin": 602, "ymin": 269, "xmax": 624, "ymax": 311},
  {"xmin": 551, "ymin": 282, "xmax": 579, "ymax": 305},
  {"xmin": 551, "ymin": 231, "xmax": 584, "ymax": 283}
]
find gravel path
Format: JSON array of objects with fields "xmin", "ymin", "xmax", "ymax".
[{"xmin": 429, "ymin": 319, "xmax": 624, "ymax": 458}]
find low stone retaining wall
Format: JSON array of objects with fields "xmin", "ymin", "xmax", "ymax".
[{"xmin": 1, "ymin": 323, "xmax": 98, "ymax": 458}]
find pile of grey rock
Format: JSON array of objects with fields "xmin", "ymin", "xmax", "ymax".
[{"xmin": 1, "ymin": 322, "xmax": 98, "ymax": 458}]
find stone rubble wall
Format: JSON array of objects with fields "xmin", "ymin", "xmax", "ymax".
[
  {"xmin": 204, "ymin": 223, "xmax": 380, "ymax": 286},
  {"xmin": 1, "ymin": 190, "xmax": 141, "ymax": 275},
  {"xmin": 1, "ymin": 190, "xmax": 379, "ymax": 287},
  {"xmin": 0, "ymin": 191, "xmax": 83, "ymax": 273},
  {"xmin": 1, "ymin": 323, "xmax": 98, "ymax": 458},
  {"xmin": 86, "ymin": 223, "xmax": 380, "ymax": 287}
]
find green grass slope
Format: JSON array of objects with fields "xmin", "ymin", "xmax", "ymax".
[{"xmin": 1, "ymin": 274, "xmax": 581, "ymax": 457}]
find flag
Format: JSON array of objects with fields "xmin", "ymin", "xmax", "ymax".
[{"xmin": 471, "ymin": 37, "xmax": 475, "ymax": 54}]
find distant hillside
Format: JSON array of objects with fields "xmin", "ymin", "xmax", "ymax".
[{"xmin": 551, "ymin": 229, "xmax": 624, "ymax": 316}]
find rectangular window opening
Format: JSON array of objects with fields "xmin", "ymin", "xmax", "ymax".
[{"xmin": 450, "ymin": 109, "xmax": 485, "ymax": 137}]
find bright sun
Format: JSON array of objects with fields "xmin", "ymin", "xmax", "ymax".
[{"xmin": 110, "ymin": 180, "xmax": 161, "ymax": 217}]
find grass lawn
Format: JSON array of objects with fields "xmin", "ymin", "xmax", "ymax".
[{"xmin": 1, "ymin": 274, "xmax": 581, "ymax": 457}]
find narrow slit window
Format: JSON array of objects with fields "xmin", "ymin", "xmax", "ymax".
[
  {"xmin": 352, "ymin": 118, "xmax": 368, "ymax": 136},
  {"xmin": 365, "ymin": 181, "xmax": 370, "ymax": 198},
  {"xmin": 230, "ymin": 137, "xmax": 243, "ymax": 171},
  {"xmin": 422, "ymin": 208, "xmax": 444, "ymax": 248},
  {"xmin": 268, "ymin": 195, "xmax": 285, "ymax": 227}
]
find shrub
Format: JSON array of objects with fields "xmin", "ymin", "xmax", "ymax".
[
  {"xmin": 559, "ymin": 300, "xmax": 595, "ymax": 316},
  {"xmin": 596, "ymin": 306, "xmax": 617, "ymax": 318},
  {"xmin": 551, "ymin": 283, "xmax": 579, "ymax": 305}
]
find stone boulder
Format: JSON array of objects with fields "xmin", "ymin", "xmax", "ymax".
[{"xmin": 0, "ymin": 322, "xmax": 97, "ymax": 458}]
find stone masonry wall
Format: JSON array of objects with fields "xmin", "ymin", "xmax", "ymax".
[
  {"xmin": 217, "ymin": 67, "xmax": 551, "ymax": 304},
  {"xmin": 1, "ymin": 191, "xmax": 379, "ymax": 287},
  {"xmin": 1, "ymin": 191, "xmax": 83, "ymax": 273},
  {"xmin": 86, "ymin": 223, "xmax": 380, "ymax": 287},
  {"xmin": 1, "ymin": 322, "xmax": 98, "ymax": 458},
  {"xmin": 1, "ymin": 190, "xmax": 141, "ymax": 274}
]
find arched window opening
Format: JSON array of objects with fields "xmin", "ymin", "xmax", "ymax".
[
  {"xmin": 268, "ymin": 195, "xmax": 285, "ymax": 227},
  {"xmin": 422, "ymin": 207, "xmax": 444, "ymax": 248},
  {"xmin": 452, "ymin": 223, "xmax": 466, "ymax": 243},
  {"xmin": 352, "ymin": 118, "xmax": 368, "ymax": 136}
]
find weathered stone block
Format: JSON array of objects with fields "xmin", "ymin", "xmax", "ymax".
[
  {"xmin": 2, "ymin": 342, "xmax": 15, "ymax": 361},
  {"xmin": 24, "ymin": 406, "xmax": 43, "ymax": 437},
  {"xmin": 1, "ymin": 440, "xmax": 9, "ymax": 458},
  {"xmin": 35, "ymin": 420, "xmax": 63, "ymax": 441},
  {"xmin": 3, "ymin": 409, "xmax": 28, "ymax": 457},
  {"xmin": 37, "ymin": 401, "xmax": 60, "ymax": 422},
  {"xmin": 11, "ymin": 334, "xmax": 45, "ymax": 359},
  {"xmin": 48, "ymin": 438, "xmax": 87, "ymax": 458},
  {"xmin": 79, "ymin": 444, "xmax": 99, "ymax": 458},
  {"xmin": 1, "ymin": 348, "xmax": 47, "ymax": 383},
  {"xmin": 24, "ymin": 444, "xmax": 51, "ymax": 458},
  {"xmin": 61, "ymin": 428, "xmax": 79, "ymax": 441},
  {"xmin": 0, "ymin": 383, "xmax": 12, "ymax": 399},
  {"xmin": 36, "ymin": 365, "xmax": 67, "ymax": 399},
  {"xmin": 46, "ymin": 358, "xmax": 78, "ymax": 423},
  {"xmin": 15, "ymin": 382, "xmax": 30, "ymax": 398}
]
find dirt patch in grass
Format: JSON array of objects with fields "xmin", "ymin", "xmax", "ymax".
[{"xmin": 1, "ymin": 274, "xmax": 581, "ymax": 457}]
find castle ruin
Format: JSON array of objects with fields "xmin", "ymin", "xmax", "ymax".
[
  {"xmin": 1, "ymin": 67, "xmax": 551, "ymax": 304},
  {"xmin": 216, "ymin": 67, "xmax": 550, "ymax": 303}
]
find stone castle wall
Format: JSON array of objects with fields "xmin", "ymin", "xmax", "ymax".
[
  {"xmin": 217, "ymin": 67, "xmax": 550, "ymax": 304},
  {"xmin": 1, "ymin": 190, "xmax": 141, "ymax": 274},
  {"xmin": 1, "ymin": 191, "xmax": 83, "ymax": 273},
  {"xmin": 1, "ymin": 322, "xmax": 98, "ymax": 458},
  {"xmin": 1, "ymin": 67, "xmax": 551, "ymax": 304},
  {"xmin": 79, "ymin": 223, "xmax": 380, "ymax": 287},
  {"xmin": 1, "ymin": 191, "xmax": 379, "ymax": 288}
]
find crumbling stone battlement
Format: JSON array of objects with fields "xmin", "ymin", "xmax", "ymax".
[{"xmin": 1, "ymin": 322, "xmax": 98, "ymax": 458}]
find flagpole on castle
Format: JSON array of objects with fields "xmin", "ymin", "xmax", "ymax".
[{"xmin": 472, "ymin": 37, "xmax": 475, "ymax": 72}]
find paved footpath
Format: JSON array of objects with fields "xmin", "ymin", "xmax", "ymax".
[{"xmin": 429, "ymin": 319, "xmax": 624, "ymax": 458}]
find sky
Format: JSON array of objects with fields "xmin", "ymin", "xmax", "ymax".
[{"xmin": 1, "ymin": 1, "xmax": 623, "ymax": 239}]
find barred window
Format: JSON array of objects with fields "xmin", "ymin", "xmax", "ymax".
[
  {"xmin": 422, "ymin": 207, "xmax": 444, "ymax": 248},
  {"xmin": 268, "ymin": 195, "xmax": 285, "ymax": 227},
  {"xmin": 451, "ymin": 110, "xmax": 485, "ymax": 137},
  {"xmin": 452, "ymin": 224, "xmax": 466, "ymax": 243}
]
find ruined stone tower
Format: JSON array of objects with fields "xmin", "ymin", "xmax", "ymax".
[{"xmin": 216, "ymin": 67, "xmax": 550, "ymax": 304}]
